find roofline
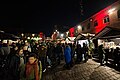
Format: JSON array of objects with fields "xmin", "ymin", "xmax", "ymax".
[
  {"xmin": 98, "ymin": 35, "xmax": 120, "ymax": 39},
  {"xmin": 80, "ymin": 0, "xmax": 120, "ymax": 24},
  {"xmin": 92, "ymin": 26, "xmax": 120, "ymax": 39}
]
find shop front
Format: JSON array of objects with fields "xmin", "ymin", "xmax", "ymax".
[{"xmin": 93, "ymin": 27, "xmax": 120, "ymax": 59}]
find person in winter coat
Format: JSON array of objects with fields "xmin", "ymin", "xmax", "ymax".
[
  {"xmin": 8, "ymin": 46, "xmax": 25, "ymax": 80},
  {"xmin": 114, "ymin": 47, "xmax": 120, "ymax": 67},
  {"xmin": 0, "ymin": 41, "xmax": 11, "ymax": 80},
  {"xmin": 64, "ymin": 44, "xmax": 71, "ymax": 69},
  {"xmin": 25, "ymin": 53, "xmax": 42, "ymax": 80},
  {"xmin": 47, "ymin": 43, "xmax": 56, "ymax": 66},
  {"xmin": 0, "ymin": 40, "xmax": 10, "ymax": 61},
  {"xmin": 82, "ymin": 43, "xmax": 88, "ymax": 62},
  {"xmin": 38, "ymin": 43, "xmax": 47, "ymax": 72},
  {"xmin": 76, "ymin": 44, "xmax": 82, "ymax": 63},
  {"xmin": 104, "ymin": 47, "xmax": 109, "ymax": 64},
  {"xmin": 98, "ymin": 45, "xmax": 105, "ymax": 66},
  {"xmin": 55, "ymin": 43, "xmax": 62, "ymax": 64},
  {"xmin": 23, "ymin": 45, "xmax": 30, "ymax": 63},
  {"xmin": 9, "ymin": 45, "xmax": 18, "ymax": 57}
]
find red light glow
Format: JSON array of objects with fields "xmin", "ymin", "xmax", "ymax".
[
  {"xmin": 69, "ymin": 27, "xmax": 74, "ymax": 37},
  {"xmin": 95, "ymin": 6, "xmax": 111, "ymax": 34}
]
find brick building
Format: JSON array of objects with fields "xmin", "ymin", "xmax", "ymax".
[{"xmin": 68, "ymin": 0, "xmax": 120, "ymax": 37}]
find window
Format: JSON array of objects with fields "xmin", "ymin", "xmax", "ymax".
[
  {"xmin": 94, "ymin": 20, "xmax": 98, "ymax": 27},
  {"xmin": 103, "ymin": 16, "xmax": 109, "ymax": 23},
  {"xmin": 89, "ymin": 18, "xmax": 93, "ymax": 22},
  {"xmin": 87, "ymin": 23, "xmax": 90, "ymax": 29},
  {"xmin": 118, "ymin": 9, "xmax": 120, "ymax": 18},
  {"xmin": 82, "ymin": 26, "xmax": 84, "ymax": 31}
]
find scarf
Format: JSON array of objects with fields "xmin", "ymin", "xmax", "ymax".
[{"xmin": 26, "ymin": 60, "xmax": 39, "ymax": 80}]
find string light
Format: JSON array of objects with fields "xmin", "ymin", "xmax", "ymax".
[{"xmin": 80, "ymin": 0, "xmax": 84, "ymax": 15}]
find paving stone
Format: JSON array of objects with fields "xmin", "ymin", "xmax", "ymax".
[
  {"xmin": 117, "ymin": 78, "xmax": 120, "ymax": 80},
  {"xmin": 112, "ymin": 75, "xmax": 118, "ymax": 80},
  {"xmin": 43, "ymin": 59, "xmax": 120, "ymax": 80}
]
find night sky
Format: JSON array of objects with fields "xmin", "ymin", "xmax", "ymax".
[{"xmin": 0, "ymin": 0, "xmax": 118, "ymax": 36}]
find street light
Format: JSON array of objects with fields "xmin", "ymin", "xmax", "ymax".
[
  {"xmin": 108, "ymin": 8, "xmax": 116, "ymax": 14},
  {"xmin": 32, "ymin": 34, "xmax": 35, "ymax": 37},
  {"xmin": 54, "ymin": 32, "xmax": 56, "ymax": 34},
  {"xmin": 21, "ymin": 33, "xmax": 24, "ymax": 37},
  {"xmin": 61, "ymin": 34, "xmax": 64, "ymax": 37},
  {"xmin": 27, "ymin": 37, "xmax": 30, "ymax": 39},
  {"xmin": 78, "ymin": 25, "xmax": 82, "ymax": 29}
]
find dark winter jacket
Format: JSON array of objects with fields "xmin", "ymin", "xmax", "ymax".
[
  {"xmin": 38, "ymin": 46, "xmax": 47, "ymax": 58},
  {"xmin": 9, "ymin": 54, "xmax": 25, "ymax": 80},
  {"xmin": 0, "ymin": 43, "xmax": 10, "ymax": 56}
]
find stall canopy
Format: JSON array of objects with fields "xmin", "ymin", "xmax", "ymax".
[
  {"xmin": 94, "ymin": 27, "xmax": 120, "ymax": 39},
  {"xmin": 75, "ymin": 33, "xmax": 86, "ymax": 40},
  {"xmin": 0, "ymin": 30, "xmax": 20, "ymax": 40}
]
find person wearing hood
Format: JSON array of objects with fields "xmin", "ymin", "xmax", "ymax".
[
  {"xmin": 64, "ymin": 44, "xmax": 71, "ymax": 69},
  {"xmin": 8, "ymin": 46, "xmax": 26, "ymax": 80},
  {"xmin": 38, "ymin": 42, "xmax": 47, "ymax": 73}
]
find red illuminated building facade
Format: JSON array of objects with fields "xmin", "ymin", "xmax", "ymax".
[{"xmin": 68, "ymin": 0, "xmax": 120, "ymax": 37}]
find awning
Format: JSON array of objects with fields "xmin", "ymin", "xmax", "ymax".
[
  {"xmin": 0, "ymin": 30, "xmax": 20, "ymax": 40},
  {"xmin": 75, "ymin": 33, "xmax": 86, "ymax": 40},
  {"xmin": 94, "ymin": 27, "xmax": 120, "ymax": 39}
]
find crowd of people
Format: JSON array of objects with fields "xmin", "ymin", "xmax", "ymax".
[
  {"xmin": 0, "ymin": 39, "xmax": 89, "ymax": 80},
  {"xmin": 98, "ymin": 44, "xmax": 120, "ymax": 67},
  {"xmin": 1, "ymin": 38, "xmax": 120, "ymax": 80}
]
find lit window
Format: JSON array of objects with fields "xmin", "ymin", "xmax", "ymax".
[
  {"xmin": 87, "ymin": 23, "xmax": 90, "ymax": 29},
  {"xmin": 103, "ymin": 16, "xmax": 109, "ymax": 23},
  {"xmin": 94, "ymin": 20, "xmax": 98, "ymax": 27},
  {"xmin": 118, "ymin": 9, "xmax": 120, "ymax": 18},
  {"xmin": 89, "ymin": 18, "xmax": 93, "ymax": 22}
]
